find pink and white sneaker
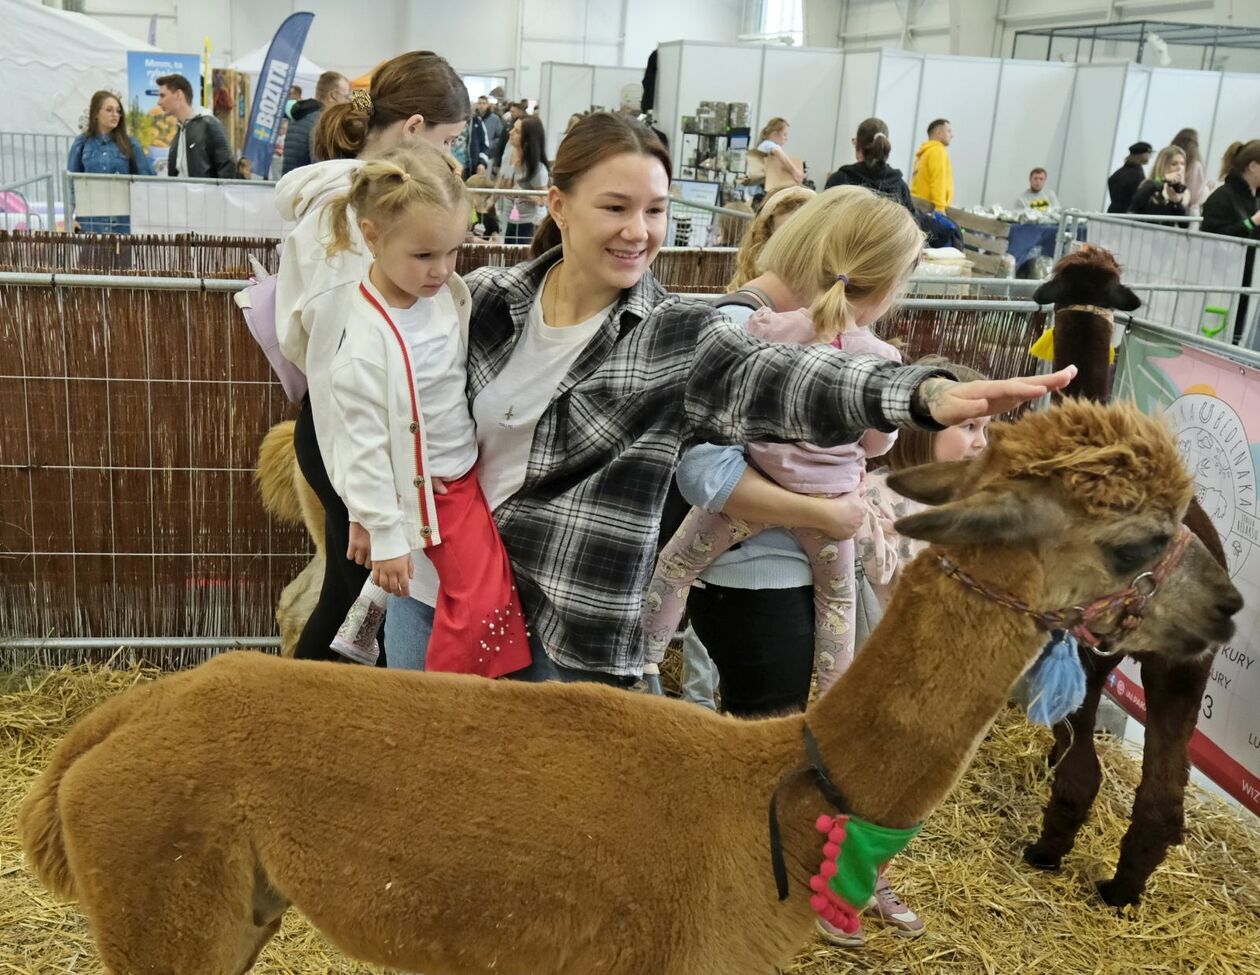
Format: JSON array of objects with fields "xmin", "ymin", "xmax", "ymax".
[
  {"xmin": 867, "ymin": 874, "xmax": 926, "ymax": 938},
  {"xmin": 816, "ymin": 914, "xmax": 865, "ymax": 947}
]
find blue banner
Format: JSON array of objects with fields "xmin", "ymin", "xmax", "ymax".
[
  {"xmin": 241, "ymin": 12, "xmax": 314, "ymax": 178},
  {"xmin": 126, "ymin": 51, "xmax": 202, "ymax": 172}
]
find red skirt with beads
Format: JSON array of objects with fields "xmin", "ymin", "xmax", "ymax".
[{"xmin": 422, "ymin": 469, "xmax": 531, "ymax": 678}]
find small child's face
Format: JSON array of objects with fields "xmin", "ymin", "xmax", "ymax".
[
  {"xmin": 364, "ymin": 206, "xmax": 468, "ymax": 300},
  {"xmin": 933, "ymin": 416, "xmax": 991, "ymax": 462}
]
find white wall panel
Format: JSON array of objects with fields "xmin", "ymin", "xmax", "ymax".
[
  {"xmin": 759, "ymin": 47, "xmax": 844, "ymax": 181},
  {"xmin": 538, "ymin": 63, "xmax": 595, "ymax": 157},
  {"xmin": 833, "ymin": 50, "xmax": 881, "ymax": 177},
  {"xmin": 652, "ymin": 41, "xmax": 682, "ymax": 163},
  {"xmin": 983, "ymin": 59, "xmax": 1075, "ymax": 208},
  {"xmin": 912, "ymin": 55, "xmax": 1001, "ymax": 207},
  {"xmin": 1139, "ymin": 67, "xmax": 1222, "ymax": 161},
  {"xmin": 591, "ymin": 66, "xmax": 644, "ymax": 112},
  {"xmin": 1111, "ymin": 64, "xmax": 1152, "ymax": 176},
  {"xmin": 873, "ymin": 51, "xmax": 924, "ymax": 178},
  {"xmin": 1058, "ymin": 64, "xmax": 1127, "ymax": 212},
  {"xmin": 1207, "ymin": 73, "xmax": 1260, "ymax": 184}
]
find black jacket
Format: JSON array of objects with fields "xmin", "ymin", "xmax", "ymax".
[
  {"xmin": 282, "ymin": 99, "xmax": 324, "ymax": 175},
  {"xmin": 1201, "ymin": 173, "xmax": 1260, "ymax": 240},
  {"xmin": 167, "ymin": 113, "xmax": 236, "ymax": 179},
  {"xmin": 825, "ymin": 161, "xmax": 914, "ymax": 214},
  {"xmin": 1107, "ymin": 161, "xmax": 1145, "ymax": 214},
  {"xmin": 1128, "ymin": 179, "xmax": 1189, "ymax": 227}
]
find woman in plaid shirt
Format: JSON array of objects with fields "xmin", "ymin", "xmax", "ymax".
[{"xmin": 392, "ymin": 112, "xmax": 1074, "ymax": 685}]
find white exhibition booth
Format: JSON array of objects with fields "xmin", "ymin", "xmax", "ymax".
[
  {"xmin": 649, "ymin": 40, "xmax": 1260, "ymax": 212},
  {"xmin": 538, "ymin": 62, "xmax": 645, "ymax": 157}
]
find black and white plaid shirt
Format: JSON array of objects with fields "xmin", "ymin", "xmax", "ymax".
[{"xmin": 465, "ymin": 248, "xmax": 946, "ymax": 677}]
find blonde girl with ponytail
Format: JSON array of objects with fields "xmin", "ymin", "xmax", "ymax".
[
  {"xmin": 644, "ymin": 185, "xmax": 922, "ymax": 690},
  {"xmin": 323, "ymin": 144, "xmax": 531, "ymax": 680}
]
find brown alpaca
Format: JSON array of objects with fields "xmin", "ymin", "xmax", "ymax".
[
  {"xmin": 1027, "ymin": 247, "xmax": 1231, "ymax": 907},
  {"xmin": 256, "ymin": 421, "xmax": 325, "ymax": 655},
  {"xmin": 20, "ymin": 401, "xmax": 1241, "ymax": 975}
]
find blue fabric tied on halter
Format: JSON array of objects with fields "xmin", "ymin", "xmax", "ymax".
[{"xmin": 1022, "ymin": 630, "xmax": 1087, "ymax": 727}]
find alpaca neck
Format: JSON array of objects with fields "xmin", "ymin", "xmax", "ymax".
[
  {"xmin": 805, "ymin": 548, "xmax": 1044, "ymax": 830},
  {"xmin": 1053, "ymin": 308, "xmax": 1113, "ymax": 402}
]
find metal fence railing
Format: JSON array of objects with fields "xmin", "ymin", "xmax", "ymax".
[
  {"xmin": 0, "ymin": 172, "xmax": 60, "ymax": 231},
  {"xmin": 0, "ymin": 132, "xmax": 73, "ymax": 228}
]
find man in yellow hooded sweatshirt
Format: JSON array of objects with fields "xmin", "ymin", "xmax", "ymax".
[{"xmin": 911, "ymin": 118, "xmax": 954, "ymax": 212}]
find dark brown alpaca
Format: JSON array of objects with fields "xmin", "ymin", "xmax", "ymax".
[{"xmin": 1025, "ymin": 247, "xmax": 1229, "ymax": 907}]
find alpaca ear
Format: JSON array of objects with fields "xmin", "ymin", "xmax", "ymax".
[
  {"xmin": 886, "ymin": 460, "xmax": 974, "ymax": 505},
  {"xmin": 894, "ymin": 488, "xmax": 1065, "ymax": 546},
  {"xmin": 1032, "ymin": 276, "xmax": 1065, "ymax": 306},
  {"xmin": 1108, "ymin": 281, "xmax": 1142, "ymax": 312}
]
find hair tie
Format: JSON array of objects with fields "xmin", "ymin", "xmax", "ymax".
[
  {"xmin": 835, "ymin": 274, "xmax": 849, "ymax": 286},
  {"xmin": 872, "ymin": 131, "xmax": 889, "ymax": 142},
  {"xmin": 351, "ymin": 88, "xmax": 374, "ymax": 116}
]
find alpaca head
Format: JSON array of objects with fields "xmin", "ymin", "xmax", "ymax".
[
  {"xmin": 1032, "ymin": 246, "xmax": 1141, "ymax": 312},
  {"xmin": 889, "ymin": 400, "xmax": 1242, "ymax": 657}
]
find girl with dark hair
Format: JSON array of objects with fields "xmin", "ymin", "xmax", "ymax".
[
  {"xmin": 273, "ymin": 50, "xmax": 471, "ymax": 664},
  {"xmin": 500, "ymin": 114, "xmax": 549, "ymax": 244},
  {"xmin": 824, "ymin": 117, "xmax": 913, "ymax": 215},
  {"xmin": 67, "ymin": 90, "xmax": 153, "ymax": 233}
]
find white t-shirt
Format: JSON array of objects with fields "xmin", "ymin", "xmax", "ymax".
[
  {"xmin": 394, "ymin": 286, "xmax": 477, "ymax": 605},
  {"xmin": 389, "ymin": 286, "xmax": 477, "ymax": 481},
  {"xmin": 757, "ymin": 139, "xmax": 780, "ymax": 155},
  {"xmin": 473, "ymin": 266, "xmax": 614, "ymax": 513}
]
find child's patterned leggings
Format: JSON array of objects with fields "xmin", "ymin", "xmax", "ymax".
[{"xmin": 642, "ymin": 506, "xmax": 856, "ymax": 689}]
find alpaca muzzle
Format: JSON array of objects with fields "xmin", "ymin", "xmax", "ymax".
[{"xmin": 937, "ymin": 526, "xmax": 1193, "ymax": 657}]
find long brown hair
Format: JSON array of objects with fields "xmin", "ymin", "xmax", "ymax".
[
  {"xmin": 528, "ymin": 112, "xmax": 671, "ymax": 258},
  {"xmin": 84, "ymin": 90, "xmax": 134, "ymax": 160},
  {"xmin": 324, "ymin": 145, "xmax": 467, "ymax": 258},
  {"xmin": 314, "ymin": 51, "xmax": 469, "ymax": 161},
  {"xmin": 1220, "ymin": 140, "xmax": 1260, "ymax": 182},
  {"xmin": 1170, "ymin": 128, "xmax": 1200, "ymax": 174}
]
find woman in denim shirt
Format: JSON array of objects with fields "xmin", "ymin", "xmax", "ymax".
[{"xmin": 67, "ymin": 90, "xmax": 154, "ymax": 233}]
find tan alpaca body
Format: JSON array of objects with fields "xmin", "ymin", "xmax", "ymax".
[{"xmin": 22, "ymin": 401, "xmax": 1241, "ymax": 974}]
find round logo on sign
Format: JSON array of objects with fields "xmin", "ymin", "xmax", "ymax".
[{"xmin": 1165, "ymin": 394, "xmax": 1257, "ymax": 578}]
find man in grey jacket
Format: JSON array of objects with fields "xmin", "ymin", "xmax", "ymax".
[
  {"xmin": 282, "ymin": 70, "xmax": 351, "ymax": 175},
  {"xmin": 156, "ymin": 73, "xmax": 236, "ymax": 179}
]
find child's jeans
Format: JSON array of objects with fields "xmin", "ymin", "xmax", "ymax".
[{"xmin": 642, "ymin": 507, "xmax": 856, "ymax": 689}]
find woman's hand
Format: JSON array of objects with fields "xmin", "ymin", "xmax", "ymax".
[
  {"xmin": 807, "ymin": 491, "xmax": 865, "ymax": 540},
  {"xmin": 372, "ymin": 554, "xmax": 414, "ymax": 597},
  {"xmin": 347, "ymin": 522, "xmax": 372, "ymax": 567},
  {"xmin": 916, "ymin": 367, "xmax": 1077, "ymax": 425}
]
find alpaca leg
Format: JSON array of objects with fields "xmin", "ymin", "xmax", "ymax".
[
  {"xmin": 1097, "ymin": 652, "xmax": 1210, "ymax": 908},
  {"xmin": 1023, "ymin": 659, "xmax": 1115, "ymax": 870}
]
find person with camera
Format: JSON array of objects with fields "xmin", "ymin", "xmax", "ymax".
[{"xmin": 1129, "ymin": 145, "xmax": 1189, "ymax": 227}]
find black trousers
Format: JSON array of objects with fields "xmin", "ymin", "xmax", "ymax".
[
  {"xmin": 291, "ymin": 398, "xmax": 387, "ymax": 665},
  {"xmin": 686, "ymin": 582, "xmax": 815, "ymax": 718}
]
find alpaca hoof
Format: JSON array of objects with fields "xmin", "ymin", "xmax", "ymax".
[
  {"xmin": 1022, "ymin": 844, "xmax": 1062, "ymax": 871},
  {"xmin": 1096, "ymin": 878, "xmax": 1142, "ymax": 908}
]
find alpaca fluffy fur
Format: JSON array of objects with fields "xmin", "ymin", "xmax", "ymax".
[{"xmin": 20, "ymin": 401, "xmax": 1239, "ymax": 973}]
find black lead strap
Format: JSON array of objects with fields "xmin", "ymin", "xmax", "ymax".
[{"xmin": 768, "ymin": 723, "xmax": 853, "ymax": 901}]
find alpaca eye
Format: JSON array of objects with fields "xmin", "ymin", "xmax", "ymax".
[{"xmin": 1107, "ymin": 536, "xmax": 1168, "ymax": 573}]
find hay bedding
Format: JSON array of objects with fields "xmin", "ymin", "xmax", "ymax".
[{"xmin": 2, "ymin": 666, "xmax": 1258, "ymax": 975}]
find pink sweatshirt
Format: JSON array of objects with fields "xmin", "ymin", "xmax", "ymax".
[{"xmin": 745, "ymin": 306, "xmax": 901, "ymax": 494}]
